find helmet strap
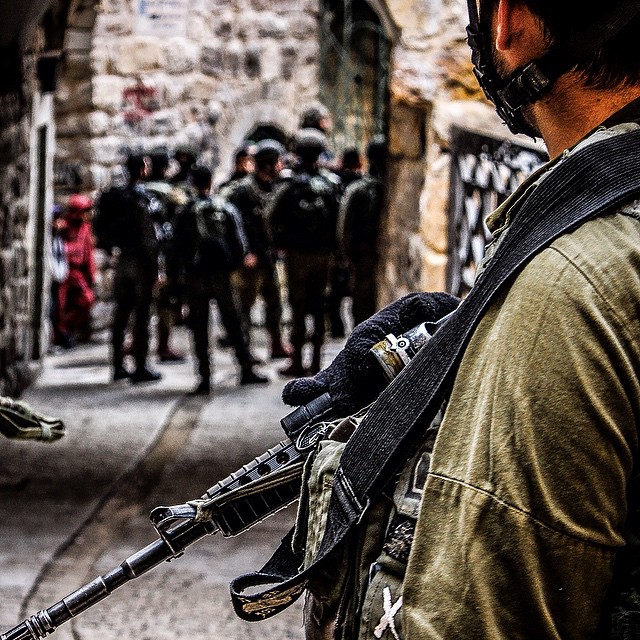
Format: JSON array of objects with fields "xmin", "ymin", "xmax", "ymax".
[{"xmin": 466, "ymin": 0, "xmax": 640, "ymax": 137}]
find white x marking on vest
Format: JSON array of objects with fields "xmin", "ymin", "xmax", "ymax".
[{"xmin": 374, "ymin": 586, "xmax": 403, "ymax": 640}]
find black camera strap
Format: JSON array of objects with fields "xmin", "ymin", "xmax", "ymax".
[{"xmin": 231, "ymin": 126, "xmax": 640, "ymax": 621}]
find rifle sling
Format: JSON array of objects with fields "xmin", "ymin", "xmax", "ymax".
[{"xmin": 231, "ymin": 127, "xmax": 640, "ymax": 621}]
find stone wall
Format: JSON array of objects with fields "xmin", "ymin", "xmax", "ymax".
[
  {"xmin": 56, "ymin": 0, "xmax": 322, "ymax": 190},
  {"xmin": 378, "ymin": 0, "xmax": 537, "ymax": 303},
  {"xmin": 53, "ymin": 0, "xmax": 539, "ymax": 311},
  {"xmin": 0, "ymin": 41, "xmax": 41, "ymax": 395}
]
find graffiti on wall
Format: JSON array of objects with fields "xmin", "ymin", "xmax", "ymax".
[{"xmin": 122, "ymin": 82, "xmax": 159, "ymax": 125}]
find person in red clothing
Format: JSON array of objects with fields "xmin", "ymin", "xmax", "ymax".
[{"xmin": 58, "ymin": 194, "xmax": 96, "ymax": 344}]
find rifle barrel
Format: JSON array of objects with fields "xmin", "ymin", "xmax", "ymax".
[{"xmin": 1, "ymin": 521, "xmax": 216, "ymax": 640}]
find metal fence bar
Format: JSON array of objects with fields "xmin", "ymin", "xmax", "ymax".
[{"xmin": 446, "ymin": 126, "xmax": 547, "ymax": 297}]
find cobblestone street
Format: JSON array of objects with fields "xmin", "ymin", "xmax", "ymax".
[{"xmin": 0, "ymin": 324, "xmax": 344, "ymax": 639}]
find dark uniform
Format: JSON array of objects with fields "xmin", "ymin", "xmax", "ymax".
[
  {"xmin": 223, "ymin": 173, "xmax": 287, "ymax": 356},
  {"xmin": 172, "ymin": 191, "xmax": 263, "ymax": 392},
  {"xmin": 109, "ymin": 183, "xmax": 160, "ymax": 382},
  {"xmin": 327, "ymin": 152, "xmax": 362, "ymax": 337},
  {"xmin": 270, "ymin": 159, "xmax": 340, "ymax": 374},
  {"xmin": 338, "ymin": 173, "xmax": 384, "ymax": 325},
  {"xmin": 144, "ymin": 176, "xmax": 190, "ymax": 360}
]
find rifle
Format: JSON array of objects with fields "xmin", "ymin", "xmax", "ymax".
[{"xmin": 1, "ymin": 323, "xmax": 433, "ymax": 640}]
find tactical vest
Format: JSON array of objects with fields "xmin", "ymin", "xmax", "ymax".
[
  {"xmin": 222, "ymin": 175, "xmax": 273, "ymax": 260},
  {"xmin": 192, "ymin": 196, "xmax": 242, "ymax": 272},
  {"xmin": 274, "ymin": 171, "xmax": 339, "ymax": 253}
]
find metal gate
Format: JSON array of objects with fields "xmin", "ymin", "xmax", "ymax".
[
  {"xmin": 319, "ymin": 0, "xmax": 390, "ymax": 154},
  {"xmin": 446, "ymin": 126, "xmax": 547, "ymax": 297}
]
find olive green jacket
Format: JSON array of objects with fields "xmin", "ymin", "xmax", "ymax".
[{"xmin": 402, "ymin": 120, "xmax": 640, "ymax": 639}]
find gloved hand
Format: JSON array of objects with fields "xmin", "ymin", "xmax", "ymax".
[
  {"xmin": 282, "ymin": 291, "xmax": 460, "ymax": 414},
  {"xmin": 0, "ymin": 397, "xmax": 66, "ymax": 442}
]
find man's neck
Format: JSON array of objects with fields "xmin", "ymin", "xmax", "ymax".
[{"xmin": 531, "ymin": 74, "xmax": 640, "ymax": 158}]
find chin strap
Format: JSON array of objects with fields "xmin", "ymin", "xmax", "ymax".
[{"xmin": 467, "ymin": 0, "xmax": 640, "ymax": 137}]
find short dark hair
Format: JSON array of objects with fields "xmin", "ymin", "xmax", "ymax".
[
  {"xmin": 148, "ymin": 150, "xmax": 170, "ymax": 180},
  {"xmin": 366, "ymin": 136, "xmax": 387, "ymax": 169},
  {"xmin": 341, "ymin": 148, "xmax": 361, "ymax": 170},
  {"xmin": 191, "ymin": 165, "xmax": 212, "ymax": 190},
  {"xmin": 126, "ymin": 154, "xmax": 147, "ymax": 182},
  {"xmin": 234, "ymin": 145, "xmax": 251, "ymax": 162},
  {"xmin": 483, "ymin": 0, "xmax": 640, "ymax": 89}
]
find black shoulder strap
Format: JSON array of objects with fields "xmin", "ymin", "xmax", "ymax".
[{"xmin": 231, "ymin": 127, "xmax": 640, "ymax": 621}]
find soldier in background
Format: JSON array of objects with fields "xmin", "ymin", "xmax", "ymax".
[
  {"xmin": 337, "ymin": 147, "xmax": 363, "ymax": 188},
  {"xmin": 299, "ymin": 103, "xmax": 334, "ymax": 169},
  {"xmin": 338, "ymin": 136, "xmax": 387, "ymax": 325},
  {"xmin": 172, "ymin": 166, "xmax": 268, "ymax": 395},
  {"xmin": 171, "ymin": 144, "xmax": 197, "ymax": 192},
  {"xmin": 222, "ymin": 139, "xmax": 291, "ymax": 360},
  {"xmin": 145, "ymin": 149, "xmax": 185, "ymax": 363},
  {"xmin": 327, "ymin": 147, "xmax": 363, "ymax": 338},
  {"xmin": 270, "ymin": 129, "xmax": 341, "ymax": 376},
  {"xmin": 103, "ymin": 154, "xmax": 162, "ymax": 384},
  {"xmin": 300, "ymin": 103, "xmax": 332, "ymax": 135},
  {"xmin": 218, "ymin": 143, "xmax": 255, "ymax": 191}
]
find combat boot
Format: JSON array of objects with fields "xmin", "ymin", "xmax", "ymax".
[
  {"xmin": 279, "ymin": 348, "xmax": 307, "ymax": 378},
  {"xmin": 131, "ymin": 367, "xmax": 162, "ymax": 384},
  {"xmin": 310, "ymin": 344, "xmax": 323, "ymax": 375},
  {"xmin": 240, "ymin": 368, "xmax": 269, "ymax": 385}
]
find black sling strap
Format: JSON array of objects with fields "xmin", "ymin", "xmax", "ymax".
[{"xmin": 231, "ymin": 127, "xmax": 640, "ymax": 621}]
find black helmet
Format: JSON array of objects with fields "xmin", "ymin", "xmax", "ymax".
[
  {"xmin": 174, "ymin": 143, "xmax": 198, "ymax": 162},
  {"xmin": 300, "ymin": 103, "xmax": 330, "ymax": 132},
  {"xmin": 294, "ymin": 128, "xmax": 327, "ymax": 159},
  {"xmin": 254, "ymin": 139, "xmax": 285, "ymax": 165},
  {"xmin": 148, "ymin": 146, "xmax": 170, "ymax": 178}
]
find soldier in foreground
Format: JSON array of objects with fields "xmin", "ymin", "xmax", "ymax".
[
  {"xmin": 278, "ymin": 0, "xmax": 640, "ymax": 638},
  {"xmin": 5, "ymin": 1, "xmax": 640, "ymax": 639}
]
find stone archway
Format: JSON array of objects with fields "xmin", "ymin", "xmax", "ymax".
[
  {"xmin": 246, "ymin": 124, "xmax": 289, "ymax": 146},
  {"xmin": 215, "ymin": 101, "xmax": 297, "ymax": 184}
]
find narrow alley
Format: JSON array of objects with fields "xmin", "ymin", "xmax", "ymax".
[{"xmin": 0, "ymin": 324, "xmax": 344, "ymax": 639}]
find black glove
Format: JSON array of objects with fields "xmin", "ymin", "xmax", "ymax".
[{"xmin": 282, "ymin": 291, "xmax": 460, "ymax": 414}]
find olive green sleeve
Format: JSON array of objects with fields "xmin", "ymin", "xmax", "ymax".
[{"xmin": 402, "ymin": 215, "xmax": 640, "ymax": 640}]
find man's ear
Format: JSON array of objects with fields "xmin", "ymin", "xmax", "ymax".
[
  {"xmin": 495, "ymin": 0, "xmax": 548, "ymax": 63},
  {"xmin": 496, "ymin": 0, "xmax": 521, "ymax": 51}
]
